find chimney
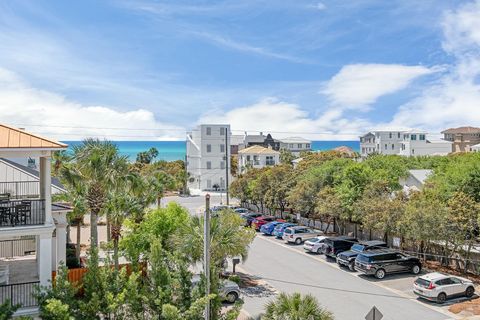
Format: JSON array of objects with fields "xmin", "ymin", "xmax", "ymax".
[
  {"xmin": 19, "ymin": 128, "xmax": 25, "ymax": 131},
  {"xmin": 260, "ymin": 132, "xmax": 263, "ymax": 136}
]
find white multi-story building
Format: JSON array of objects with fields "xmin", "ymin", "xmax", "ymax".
[
  {"xmin": 278, "ymin": 137, "xmax": 312, "ymax": 155},
  {"xmin": 360, "ymin": 129, "xmax": 451, "ymax": 157},
  {"xmin": 399, "ymin": 130, "xmax": 452, "ymax": 156},
  {"xmin": 237, "ymin": 145, "xmax": 280, "ymax": 174},
  {"xmin": 360, "ymin": 130, "xmax": 404, "ymax": 157},
  {"xmin": 186, "ymin": 124, "xmax": 231, "ymax": 192},
  {"xmin": 0, "ymin": 124, "xmax": 71, "ymax": 315}
]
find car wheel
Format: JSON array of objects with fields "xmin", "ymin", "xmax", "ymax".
[
  {"xmin": 316, "ymin": 247, "xmax": 323, "ymax": 254},
  {"xmin": 437, "ymin": 292, "xmax": 447, "ymax": 304},
  {"xmin": 411, "ymin": 265, "xmax": 421, "ymax": 275},
  {"xmin": 466, "ymin": 286, "xmax": 475, "ymax": 298},
  {"xmin": 375, "ymin": 269, "xmax": 386, "ymax": 279},
  {"xmin": 295, "ymin": 238, "xmax": 302, "ymax": 245},
  {"xmin": 349, "ymin": 262, "xmax": 355, "ymax": 271},
  {"xmin": 225, "ymin": 292, "xmax": 239, "ymax": 303}
]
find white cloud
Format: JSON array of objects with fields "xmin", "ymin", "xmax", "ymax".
[
  {"xmin": 389, "ymin": 0, "xmax": 480, "ymax": 133},
  {"xmin": 316, "ymin": 2, "xmax": 327, "ymax": 10},
  {"xmin": 0, "ymin": 68, "xmax": 185, "ymax": 141},
  {"xmin": 321, "ymin": 64, "xmax": 432, "ymax": 109},
  {"xmin": 198, "ymin": 98, "xmax": 370, "ymax": 140}
]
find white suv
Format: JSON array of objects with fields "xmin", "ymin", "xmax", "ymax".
[
  {"xmin": 283, "ymin": 226, "xmax": 320, "ymax": 245},
  {"xmin": 414, "ymin": 272, "xmax": 475, "ymax": 303}
]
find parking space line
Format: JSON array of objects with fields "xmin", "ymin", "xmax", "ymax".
[{"xmin": 254, "ymin": 235, "xmax": 459, "ymax": 320}]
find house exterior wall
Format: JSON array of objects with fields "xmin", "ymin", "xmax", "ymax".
[
  {"xmin": 186, "ymin": 124, "xmax": 231, "ymax": 191},
  {"xmin": 0, "ymin": 160, "xmax": 64, "ymax": 195},
  {"xmin": 443, "ymin": 132, "xmax": 480, "ymax": 153},
  {"xmin": 238, "ymin": 152, "xmax": 280, "ymax": 174},
  {"xmin": 399, "ymin": 132, "xmax": 451, "ymax": 156},
  {"xmin": 360, "ymin": 131, "xmax": 404, "ymax": 157}
]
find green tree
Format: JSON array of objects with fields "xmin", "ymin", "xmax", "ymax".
[
  {"xmin": 0, "ymin": 300, "xmax": 20, "ymax": 320},
  {"xmin": 264, "ymin": 165, "xmax": 295, "ymax": 217},
  {"xmin": 121, "ymin": 202, "xmax": 190, "ymax": 263},
  {"xmin": 279, "ymin": 149, "xmax": 296, "ymax": 165},
  {"xmin": 64, "ymin": 139, "xmax": 129, "ymax": 248},
  {"xmin": 262, "ymin": 293, "xmax": 334, "ymax": 320},
  {"xmin": 136, "ymin": 147, "xmax": 159, "ymax": 164}
]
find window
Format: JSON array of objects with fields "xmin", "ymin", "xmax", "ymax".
[
  {"xmin": 419, "ymin": 134, "xmax": 426, "ymax": 141},
  {"xmin": 298, "ymin": 143, "xmax": 302, "ymax": 149},
  {"xmin": 206, "ymin": 144, "xmax": 211, "ymax": 152},
  {"xmin": 220, "ymin": 161, "xmax": 225, "ymax": 169},
  {"xmin": 306, "ymin": 143, "xmax": 311, "ymax": 149},
  {"xmin": 220, "ymin": 127, "xmax": 225, "ymax": 135},
  {"xmin": 266, "ymin": 156, "xmax": 275, "ymax": 166},
  {"xmin": 207, "ymin": 179, "xmax": 212, "ymax": 188},
  {"xmin": 362, "ymin": 147, "xmax": 365, "ymax": 154},
  {"xmin": 206, "ymin": 127, "xmax": 211, "ymax": 135},
  {"xmin": 206, "ymin": 161, "xmax": 211, "ymax": 169},
  {"xmin": 412, "ymin": 149, "xmax": 415, "ymax": 155},
  {"xmin": 411, "ymin": 134, "xmax": 417, "ymax": 140},
  {"xmin": 398, "ymin": 132, "xmax": 401, "ymax": 138},
  {"xmin": 220, "ymin": 144, "xmax": 225, "ymax": 152},
  {"xmin": 253, "ymin": 155, "xmax": 259, "ymax": 165},
  {"xmin": 385, "ymin": 144, "xmax": 387, "ymax": 150},
  {"xmin": 389, "ymin": 132, "xmax": 392, "ymax": 139},
  {"xmin": 289, "ymin": 143, "xmax": 294, "ymax": 148},
  {"xmin": 391, "ymin": 144, "xmax": 394, "ymax": 150},
  {"xmin": 246, "ymin": 155, "xmax": 251, "ymax": 161}
]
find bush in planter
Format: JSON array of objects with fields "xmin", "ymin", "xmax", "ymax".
[{"xmin": 66, "ymin": 247, "xmax": 80, "ymax": 268}]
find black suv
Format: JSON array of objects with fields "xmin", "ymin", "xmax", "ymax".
[
  {"xmin": 336, "ymin": 240, "xmax": 388, "ymax": 271},
  {"xmin": 354, "ymin": 249, "xmax": 421, "ymax": 279},
  {"xmin": 323, "ymin": 236, "xmax": 358, "ymax": 259}
]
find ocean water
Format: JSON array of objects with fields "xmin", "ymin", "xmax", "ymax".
[{"xmin": 63, "ymin": 140, "xmax": 360, "ymax": 162}]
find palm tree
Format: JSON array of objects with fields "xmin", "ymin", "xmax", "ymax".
[
  {"xmin": 149, "ymin": 171, "xmax": 175, "ymax": 208},
  {"xmin": 69, "ymin": 139, "xmax": 128, "ymax": 248},
  {"xmin": 262, "ymin": 293, "xmax": 334, "ymax": 320},
  {"xmin": 105, "ymin": 191, "xmax": 142, "ymax": 269},
  {"xmin": 176, "ymin": 210, "xmax": 256, "ymax": 267}
]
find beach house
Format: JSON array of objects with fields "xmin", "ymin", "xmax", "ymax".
[{"xmin": 0, "ymin": 124, "xmax": 70, "ymax": 315}]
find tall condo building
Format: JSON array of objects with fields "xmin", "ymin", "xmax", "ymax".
[{"xmin": 186, "ymin": 124, "xmax": 232, "ymax": 192}]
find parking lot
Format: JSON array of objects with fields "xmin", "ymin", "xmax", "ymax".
[
  {"xmin": 240, "ymin": 232, "xmax": 478, "ymax": 320},
  {"xmin": 165, "ymin": 196, "xmax": 479, "ymax": 320}
]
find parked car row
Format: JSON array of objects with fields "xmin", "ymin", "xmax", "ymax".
[{"xmin": 234, "ymin": 209, "xmax": 477, "ymax": 304}]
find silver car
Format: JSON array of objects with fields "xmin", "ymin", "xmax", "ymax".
[
  {"xmin": 303, "ymin": 236, "xmax": 328, "ymax": 253},
  {"xmin": 283, "ymin": 226, "xmax": 321, "ymax": 245},
  {"xmin": 220, "ymin": 280, "xmax": 241, "ymax": 303},
  {"xmin": 192, "ymin": 275, "xmax": 241, "ymax": 303}
]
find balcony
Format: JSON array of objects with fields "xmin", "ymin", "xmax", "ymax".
[
  {"xmin": 0, "ymin": 281, "xmax": 39, "ymax": 308},
  {"xmin": 0, "ymin": 199, "xmax": 46, "ymax": 228}
]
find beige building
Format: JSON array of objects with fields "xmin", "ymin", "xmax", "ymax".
[
  {"xmin": 441, "ymin": 126, "xmax": 480, "ymax": 153},
  {"xmin": 238, "ymin": 145, "xmax": 280, "ymax": 174}
]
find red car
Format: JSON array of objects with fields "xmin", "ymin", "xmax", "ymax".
[{"xmin": 251, "ymin": 216, "xmax": 285, "ymax": 231}]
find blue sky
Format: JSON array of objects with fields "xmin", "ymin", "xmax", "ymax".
[{"xmin": 1, "ymin": 0, "xmax": 479, "ymax": 140}]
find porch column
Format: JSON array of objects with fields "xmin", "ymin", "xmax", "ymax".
[
  {"xmin": 55, "ymin": 224, "xmax": 67, "ymax": 269},
  {"xmin": 40, "ymin": 156, "xmax": 52, "ymax": 224},
  {"xmin": 38, "ymin": 233, "xmax": 53, "ymax": 287}
]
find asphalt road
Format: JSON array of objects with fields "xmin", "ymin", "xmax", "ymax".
[{"xmin": 241, "ymin": 235, "xmax": 450, "ymax": 320}]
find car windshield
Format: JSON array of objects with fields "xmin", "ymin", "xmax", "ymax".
[
  {"xmin": 415, "ymin": 278, "xmax": 431, "ymax": 288},
  {"xmin": 356, "ymin": 254, "xmax": 372, "ymax": 263},
  {"xmin": 351, "ymin": 244, "xmax": 365, "ymax": 252},
  {"xmin": 308, "ymin": 238, "xmax": 321, "ymax": 243}
]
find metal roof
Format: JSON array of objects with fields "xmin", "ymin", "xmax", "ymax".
[
  {"xmin": 0, "ymin": 124, "xmax": 67, "ymax": 149},
  {"xmin": 238, "ymin": 145, "xmax": 280, "ymax": 154}
]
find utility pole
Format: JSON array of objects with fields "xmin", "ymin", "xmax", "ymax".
[
  {"xmin": 204, "ymin": 194, "xmax": 211, "ymax": 320},
  {"xmin": 225, "ymin": 126, "xmax": 229, "ymax": 205}
]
